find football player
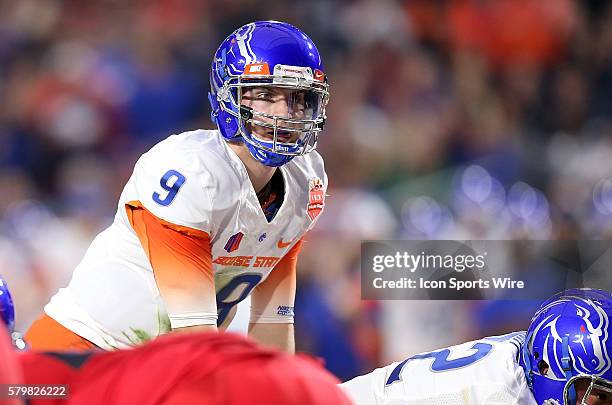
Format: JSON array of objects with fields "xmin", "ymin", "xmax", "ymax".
[
  {"xmin": 0, "ymin": 309, "xmax": 351, "ymax": 404},
  {"xmin": 13, "ymin": 331, "xmax": 352, "ymax": 405},
  {"xmin": 341, "ymin": 288, "xmax": 612, "ymax": 405},
  {"xmin": 25, "ymin": 21, "xmax": 330, "ymax": 353},
  {"xmin": 0, "ymin": 276, "xmax": 351, "ymax": 405}
]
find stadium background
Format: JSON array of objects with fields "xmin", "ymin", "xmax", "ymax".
[{"xmin": 0, "ymin": 0, "xmax": 610, "ymax": 381}]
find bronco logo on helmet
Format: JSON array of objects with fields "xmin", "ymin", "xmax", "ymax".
[{"xmin": 521, "ymin": 289, "xmax": 612, "ymax": 405}]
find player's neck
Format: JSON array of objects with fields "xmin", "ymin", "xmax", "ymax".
[{"xmin": 228, "ymin": 142, "xmax": 276, "ymax": 193}]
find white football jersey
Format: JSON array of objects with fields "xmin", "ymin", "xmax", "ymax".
[
  {"xmin": 341, "ymin": 332, "xmax": 537, "ymax": 405},
  {"xmin": 44, "ymin": 129, "xmax": 327, "ymax": 349}
]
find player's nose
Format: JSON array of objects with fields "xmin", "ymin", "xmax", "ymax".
[{"xmin": 270, "ymin": 98, "xmax": 291, "ymax": 118}]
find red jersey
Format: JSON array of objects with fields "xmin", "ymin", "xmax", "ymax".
[
  {"xmin": 19, "ymin": 332, "xmax": 352, "ymax": 405},
  {"xmin": 0, "ymin": 324, "xmax": 22, "ymax": 405}
]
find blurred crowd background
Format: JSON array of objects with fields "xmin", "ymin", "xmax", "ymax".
[{"xmin": 1, "ymin": 0, "xmax": 611, "ymax": 381}]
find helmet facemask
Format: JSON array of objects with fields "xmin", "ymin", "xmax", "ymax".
[
  {"xmin": 564, "ymin": 375, "xmax": 612, "ymax": 405},
  {"xmin": 215, "ymin": 63, "xmax": 329, "ymax": 166}
]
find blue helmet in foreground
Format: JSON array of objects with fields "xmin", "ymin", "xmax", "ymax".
[
  {"xmin": 0, "ymin": 276, "xmax": 15, "ymax": 333},
  {"xmin": 521, "ymin": 288, "xmax": 612, "ymax": 404},
  {"xmin": 209, "ymin": 21, "xmax": 329, "ymax": 167}
]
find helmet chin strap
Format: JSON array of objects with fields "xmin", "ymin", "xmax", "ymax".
[
  {"xmin": 235, "ymin": 107, "xmax": 301, "ymax": 167},
  {"xmin": 561, "ymin": 336, "xmax": 577, "ymax": 404},
  {"xmin": 245, "ymin": 142, "xmax": 294, "ymax": 167},
  {"xmin": 239, "ymin": 121, "xmax": 293, "ymax": 166},
  {"xmin": 522, "ymin": 334, "xmax": 580, "ymax": 405},
  {"xmin": 522, "ymin": 333, "xmax": 535, "ymax": 388}
]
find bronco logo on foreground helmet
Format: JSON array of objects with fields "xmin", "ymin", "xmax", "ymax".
[
  {"xmin": 0, "ymin": 276, "xmax": 27, "ymax": 350},
  {"xmin": 521, "ymin": 289, "xmax": 612, "ymax": 404},
  {"xmin": 208, "ymin": 21, "xmax": 330, "ymax": 167},
  {"xmin": 0, "ymin": 276, "xmax": 15, "ymax": 333}
]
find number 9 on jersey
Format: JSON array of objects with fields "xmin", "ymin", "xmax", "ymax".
[{"xmin": 153, "ymin": 170, "xmax": 186, "ymax": 206}]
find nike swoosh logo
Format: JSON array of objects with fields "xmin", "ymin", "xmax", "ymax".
[{"xmin": 277, "ymin": 239, "xmax": 293, "ymax": 249}]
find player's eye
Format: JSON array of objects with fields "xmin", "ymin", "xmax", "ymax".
[
  {"xmin": 253, "ymin": 91, "xmax": 270, "ymax": 98},
  {"xmin": 243, "ymin": 88, "xmax": 275, "ymax": 101}
]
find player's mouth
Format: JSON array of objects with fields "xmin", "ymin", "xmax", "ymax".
[{"xmin": 266, "ymin": 130, "xmax": 294, "ymax": 142}]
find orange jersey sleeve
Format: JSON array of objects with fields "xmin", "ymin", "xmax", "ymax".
[
  {"xmin": 125, "ymin": 201, "xmax": 217, "ymax": 328},
  {"xmin": 250, "ymin": 239, "xmax": 302, "ymax": 324},
  {"xmin": 25, "ymin": 313, "xmax": 98, "ymax": 352}
]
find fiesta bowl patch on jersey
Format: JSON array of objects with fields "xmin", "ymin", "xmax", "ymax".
[{"xmin": 308, "ymin": 177, "xmax": 325, "ymax": 221}]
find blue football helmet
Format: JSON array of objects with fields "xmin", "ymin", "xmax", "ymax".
[
  {"xmin": 208, "ymin": 21, "xmax": 329, "ymax": 167},
  {"xmin": 521, "ymin": 288, "xmax": 612, "ymax": 404},
  {"xmin": 0, "ymin": 276, "xmax": 15, "ymax": 333}
]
